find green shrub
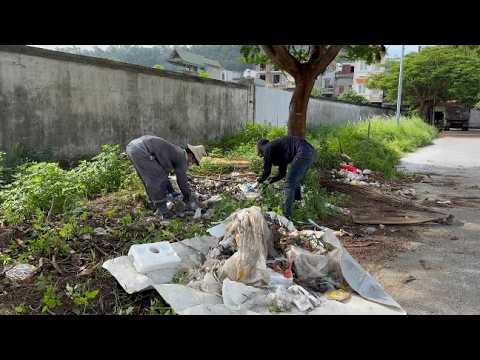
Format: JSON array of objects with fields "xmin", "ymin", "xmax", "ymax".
[
  {"xmin": 26, "ymin": 228, "xmax": 71, "ymax": 258},
  {"xmin": 41, "ymin": 285, "xmax": 62, "ymax": 314},
  {"xmin": 0, "ymin": 145, "xmax": 53, "ymax": 185},
  {"xmin": 72, "ymin": 145, "xmax": 132, "ymax": 198},
  {"xmin": 338, "ymin": 90, "xmax": 369, "ymax": 104},
  {"xmin": 65, "ymin": 283, "xmax": 99, "ymax": 314},
  {"xmin": 199, "ymin": 70, "xmax": 209, "ymax": 78},
  {"xmin": 0, "ymin": 163, "xmax": 85, "ymax": 224},
  {"xmin": 0, "ymin": 145, "xmax": 133, "ymax": 224}
]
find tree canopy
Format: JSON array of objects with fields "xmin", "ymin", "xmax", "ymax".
[
  {"xmin": 240, "ymin": 45, "xmax": 386, "ymax": 137},
  {"xmin": 368, "ymin": 46, "xmax": 480, "ymax": 117}
]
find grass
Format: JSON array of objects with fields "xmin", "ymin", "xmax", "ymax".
[
  {"xmin": 0, "ymin": 115, "xmax": 437, "ymax": 315},
  {"xmin": 200, "ymin": 116, "xmax": 438, "ymax": 179},
  {"xmin": 193, "ymin": 116, "xmax": 437, "ymax": 221},
  {"xmin": 307, "ymin": 116, "xmax": 438, "ymax": 178}
]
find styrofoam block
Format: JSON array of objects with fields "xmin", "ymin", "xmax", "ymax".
[{"xmin": 128, "ymin": 241, "xmax": 181, "ymax": 274}]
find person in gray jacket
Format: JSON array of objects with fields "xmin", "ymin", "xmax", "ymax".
[{"xmin": 126, "ymin": 135, "xmax": 206, "ymax": 217}]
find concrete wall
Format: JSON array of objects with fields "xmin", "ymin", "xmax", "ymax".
[
  {"xmin": 254, "ymin": 86, "xmax": 291, "ymax": 127},
  {"xmin": 254, "ymin": 86, "xmax": 395, "ymax": 127},
  {"xmin": 0, "ymin": 46, "xmax": 248, "ymax": 160},
  {"xmin": 470, "ymin": 109, "xmax": 480, "ymax": 129},
  {"xmin": 205, "ymin": 66, "xmax": 223, "ymax": 80}
]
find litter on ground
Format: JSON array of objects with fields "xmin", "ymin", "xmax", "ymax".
[
  {"xmin": 5, "ymin": 263, "xmax": 37, "ymax": 282},
  {"xmin": 103, "ymin": 206, "xmax": 406, "ymax": 315}
]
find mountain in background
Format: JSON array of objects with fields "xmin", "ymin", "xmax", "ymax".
[{"xmin": 55, "ymin": 45, "xmax": 254, "ymax": 72}]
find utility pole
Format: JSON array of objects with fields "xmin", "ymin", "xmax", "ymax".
[{"xmin": 396, "ymin": 45, "xmax": 405, "ymax": 125}]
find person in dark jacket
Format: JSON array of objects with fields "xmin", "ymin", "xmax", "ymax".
[
  {"xmin": 126, "ymin": 135, "xmax": 206, "ymax": 217},
  {"xmin": 256, "ymin": 136, "xmax": 315, "ymax": 219}
]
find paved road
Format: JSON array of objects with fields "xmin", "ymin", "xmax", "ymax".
[{"xmin": 374, "ymin": 131, "xmax": 480, "ymax": 314}]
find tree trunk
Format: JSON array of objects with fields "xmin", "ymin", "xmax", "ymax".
[
  {"xmin": 418, "ymin": 100, "xmax": 430, "ymax": 121},
  {"xmin": 288, "ymin": 74, "xmax": 315, "ymax": 138}
]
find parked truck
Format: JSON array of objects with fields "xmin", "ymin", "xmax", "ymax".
[{"xmin": 433, "ymin": 102, "xmax": 470, "ymax": 131}]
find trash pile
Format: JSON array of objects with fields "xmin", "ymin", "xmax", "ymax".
[
  {"xmin": 160, "ymin": 172, "xmax": 261, "ymax": 220},
  {"xmin": 103, "ymin": 206, "xmax": 406, "ymax": 315},
  {"xmin": 330, "ymin": 157, "xmax": 381, "ymax": 188},
  {"xmin": 190, "ymin": 171, "xmax": 258, "ymax": 198}
]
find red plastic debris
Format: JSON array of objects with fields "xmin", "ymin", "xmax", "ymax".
[
  {"xmin": 340, "ymin": 164, "xmax": 361, "ymax": 174},
  {"xmin": 283, "ymin": 262, "xmax": 293, "ymax": 279}
]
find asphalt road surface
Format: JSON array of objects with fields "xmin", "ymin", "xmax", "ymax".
[{"xmin": 375, "ymin": 130, "xmax": 480, "ymax": 314}]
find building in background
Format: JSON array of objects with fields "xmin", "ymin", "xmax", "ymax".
[
  {"xmin": 167, "ymin": 48, "xmax": 224, "ymax": 80},
  {"xmin": 255, "ymin": 64, "xmax": 294, "ymax": 89},
  {"xmin": 221, "ymin": 69, "xmax": 242, "ymax": 82},
  {"xmin": 352, "ymin": 58, "xmax": 386, "ymax": 104},
  {"xmin": 314, "ymin": 55, "xmax": 386, "ymax": 103},
  {"xmin": 314, "ymin": 61, "xmax": 337, "ymax": 97},
  {"xmin": 334, "ymin": 63, "xmax": 355, "ymax": 97}
]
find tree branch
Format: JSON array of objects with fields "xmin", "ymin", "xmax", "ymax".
[
  {"xmin": 309, "ymin": 45, "xmax": 326, "ymax": 63},
  {"xmin": 309, "ymin": 45, "xmax": 343, "ymax": 78},
  {"xmin": 261, "ymin": 45, "xmax": 301, "ymax": 76}
]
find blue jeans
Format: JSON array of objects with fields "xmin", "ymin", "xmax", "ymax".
[{"xmin": 284, "ymin": 154, "xmax": 314, "ymax": 219}]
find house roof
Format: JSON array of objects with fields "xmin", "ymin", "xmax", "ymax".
[{"xmin": 168, "ymin": 48, "xmax": 222, "ymax": 68}]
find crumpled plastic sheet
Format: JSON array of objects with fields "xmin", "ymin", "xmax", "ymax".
[
  {"xmin": 104, "ymin": 207, "xmax": 405, "ymax": 315},
  {"xmin": 102, "ymin": 235, "xmax": 219, "ymax": 294},
  {"xmin": 220, "ymin": 207, "xmax": 274, "ymax": 286},
  {"xmin": 153, "ymin": 284, "xmax": 223, "ymax": 314},
  {"xmin": 266, "ymin": 211, "xmax": 297, "ymax": 233},
  {"xmin": 156, "ymin": 279, "xmax": 405, "ymax": 315},
  {"xmin": 205, "ymin": 208, "xmax": 403, "ymax": 311},
  {"xmin": 5, "ymin": 263, "xmax": 37, "ymax": 282},
  {"xmin": 179, "ymin": 304, "xmax": 259, "ymax": 315},
  {"xmin": 221, "ymin": 278, "xmax": 270, "ymax": 313},
  {"xmin": 322, "ymin": 229, "xmax": 403, "ymax": 310}
]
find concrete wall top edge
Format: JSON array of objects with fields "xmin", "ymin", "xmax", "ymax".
[{"xmin": 0, "ymin": 45, "xmax": 248, "ymax": 90}]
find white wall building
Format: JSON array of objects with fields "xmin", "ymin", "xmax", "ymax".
[
  {"xmin": 243, "ymin": 69, "xmax": 257, "ymax": 79},
  {"xmin": 315, "ymin": 61, "xmax": 336, "ymax": 97},
  {"xmin": 352, "ymin": 58, "xmax": 386, "ymax": 103},
  {"xmin": 221, "ymin": 70, "xmax": 242, "ymax": 82},
  {"xmin": 255, "ymin": 64, "xmax": 294, "ymax": 89}
]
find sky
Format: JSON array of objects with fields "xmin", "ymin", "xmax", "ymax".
[{"xmin": 31, "ymin": 45, "xmax": 422, "ymax": 58}]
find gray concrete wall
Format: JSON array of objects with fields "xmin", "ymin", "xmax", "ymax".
[
  {"xmin": 254, "ymin": 86, "xmax": 394, "ymax": 127},
  {"xmin": 0, "ymin": 46, "xmax": 248, "ymax": 160},
  {"xmin": 206, "ymin": 66, "xmax": 223, "ymax": 80},
  {"xmin": 470, "ymin": 109, "xmax": 480, "ymax": 129},
  {"xmin": 308, "ymin": 97, "xmax": 395, "ymax": 127}
]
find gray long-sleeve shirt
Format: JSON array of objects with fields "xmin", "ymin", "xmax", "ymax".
[{"xmin": 135, "ymin": 135, "xmax": 192, "ymax": 202}]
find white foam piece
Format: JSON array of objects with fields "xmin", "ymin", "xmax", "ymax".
[{"xmin": 128, "ymin": 241, "xmax": 181, "ymax": 274}]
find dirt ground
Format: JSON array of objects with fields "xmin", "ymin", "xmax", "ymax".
[
  {"xmin": 2, "ymin": 132, "xmax": 477, "ymax": 315},
  {"xmin": 368, "ymin": 131, "xmax": 480, "ymax": 314}
]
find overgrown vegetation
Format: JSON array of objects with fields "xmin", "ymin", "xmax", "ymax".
[
  {"xmin": 0, "ymin": 144, "xmax": 53, "ymax": 186},
  {"xmin": 200, "ymin": 116, "xmax": 437, "ymax": 179},
  {"xmin": 0, "ymin": 115, "xmax": 437, "ymax": 315},
  {"xmin": 308, "ymin": 116, "xmax": 438, "ymax": 178},
  {"xmin": 0, "ymin": 145, "xmax": 131, "ymax": 225}
]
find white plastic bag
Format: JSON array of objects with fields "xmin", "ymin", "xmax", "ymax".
[{"xmin": 220, "ymin": 207, "xmax": 274, "ymax": 286}]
